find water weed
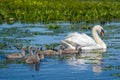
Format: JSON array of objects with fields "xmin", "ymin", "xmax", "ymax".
[{"xmin": 1, "ymin": 0, "xmax": 120, "ymax": 23}]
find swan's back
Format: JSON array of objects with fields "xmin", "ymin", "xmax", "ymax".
[{"xmin": 64, "ymin": 32, "xmax": 98, "ymax": 47}]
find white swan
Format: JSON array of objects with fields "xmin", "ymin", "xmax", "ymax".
[{"xmin": 61, "ymin": 25, "xmax": 107, "ymax": 50}]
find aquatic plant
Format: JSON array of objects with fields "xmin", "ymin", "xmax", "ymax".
[
  {"xmin": 47, "ymin": 23, "xmax": 59, "ymax": 30},
  {"xmin": 103, "ymin": 65, "xmax": 114, "ymax": 70},
  {"xmin": 115, "ymin": 65, "xmax": 120, "ymax": 70},
  {"xmin": 45, "ymin": 43, "xmax": 60, "ymax": 50},
  {"xmin": 0, "ymin": 0, "xmax": 120, "ymax": 23},
  {"xmin": 0, "ymin": 60, "xmax": 8, "ymax": 68},
  {"xmin": 111, "ymin": 73, "xmax": 120, "ymax": 77},
  {"xmin": 103, "ymin": 65, "xmax": 120, "ymax": 71},
  {"xmin": 70, "ymin": 24, "xmax": 75, "ymax": 30},
  {"xmin": 80, "ymin": 25, "xmax": 91, "ymax": 29},
  {"xmin": 0, "ymin": 27, "xmax": 33, "ymax": 50}
]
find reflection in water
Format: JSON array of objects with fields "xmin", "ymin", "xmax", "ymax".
[
  {"xmin": 6, "ymin": 58, "xmax": 24, "ymax": 64},
  {"xmin": 27, "ymin": 63, "xmax": 40, "ymax": 71},
  {"xmin": 6, "ymin": 58, "xmax": 40, "ymax": 71},
  {"xmin": 93, "ymin": 64, "xmax": 102, "ymax": 73},
  {"xmin": 64, "ymin": 50, "xmax": 105, "ymax": 73},
  {"xmin": 34, "ymin": 62, "xmax": 40, "ymax": 71}
]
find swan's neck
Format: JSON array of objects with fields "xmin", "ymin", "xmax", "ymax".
[{"xmin": 92, "ymin": 29, "xmax": 106, "ymax": 49}]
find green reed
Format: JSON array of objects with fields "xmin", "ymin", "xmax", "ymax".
[{"xmin": 0, "ymin": 0, "xmax": 120, "ymax": 23}]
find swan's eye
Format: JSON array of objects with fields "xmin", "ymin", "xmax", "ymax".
[{"xmin": 100, "ymin": 29, "xmax": 104, "ymax": 36}]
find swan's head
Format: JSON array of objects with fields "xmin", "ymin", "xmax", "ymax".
[{"xmin": 93, "ymin": 25, "xmax": 104, "ymax": 36}]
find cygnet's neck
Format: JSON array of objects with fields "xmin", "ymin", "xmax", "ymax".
[
  {"xmin": 21, "ymin": 48, "xmax": 25, "ymax": 56},
  {"xmin": 35, "ymin": 48, "xmax": 41, "ymax": 60},
  {"xmin": 35, "ymin": 53, "xmax": 40, "ymax": 61},
  {"xmin": 30, "ymin": 49, "xmax": 34, "ymax": 55}
]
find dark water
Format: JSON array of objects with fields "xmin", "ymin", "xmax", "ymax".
[{"xmin": 0, "ymin": 22, "xmax": 120, "ymax": 80}]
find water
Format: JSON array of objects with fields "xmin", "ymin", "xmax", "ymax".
[{"xmin": 0, "ymin": 22, "xmax": 120, "ymax": 80}]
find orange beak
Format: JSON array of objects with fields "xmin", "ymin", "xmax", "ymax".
[{"xmin": 100, "ymin": 29, "xmax": 104, "ymax": 36}]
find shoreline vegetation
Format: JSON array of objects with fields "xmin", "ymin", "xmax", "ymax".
[{"xmin": 0, "ymin": 0, "xmax": 120, "ymax": 23}]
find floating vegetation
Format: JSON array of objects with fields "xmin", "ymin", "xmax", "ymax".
[
  {"xmin": 47, "ymin": 23, "xmax": 60, "ymax": 30},
  {"xmin": 45, "ymin": 44, "xmax": 51, "ymax": 50},
  {"xmin": 85, "ymin": 61, "xmax": 98, "ymax": 64},
  {"xmin": 0, "ymin": 64, "xmax": 8, "ymax": 68},
  {"xmin": 103, "ymin": 65, "xmax": 114, "ymax": 70},
  {"xmin": 80, "ymin": 25, "xmax": 91, "ymax": 29},
  {"xmin": 0, "ymin": 27, "xmax": 33, "ymax": 50},
  {"xmin": 115, "ymin": 65, "xmax": 120, "ymax": 70},
  {"xmin": 0, "ymin": 43, "xmax": 8, "ymax": 49},
  {"xmin": 70, "ymin": 24, "xmax": 75, "ymax": 30},
  {"xmin": 59, "ymin": 56, "xmax": 70, "ymax": 60},
  {"xmin": 111, "ymin": 73, "xmax": 120, "ymax": 77},
  {"xmin": 103, "ymin": 54, "xmax": 117, "ymax": 58},
  {"xmin": 0, "ymin": 27, "xmax": 32, "ymax": 38},
  {"xmin": 0, "ymin": 60, "xmax": 8, "ymax": 68},
  {"xmin": 103, "ymin": 65, "xmax": 120, "ymax": 71},
  {"xmin": 109, "ymin": 58, "xmax": 118, "ymax": 60},
  {"xmin": 0, "ymin": 37, "xmax": 31, "ymax": 50},
  {"xmin": 44, "ymin": 43, "xmax": 60, "ymax": 50},
  {"xmin": 1, "ymin": 0, "xmax": 120, "ymax": 23}
]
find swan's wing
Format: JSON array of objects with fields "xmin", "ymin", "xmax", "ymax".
[
  {"xmin": 61, "ymin": 40, "xmax": 77, "ymax": 49},
  {"xmin": 63, "ymin": 32, "xmax": 98, "ymax": 47},
  {"xmin": 65, "ymin": 32, "xmax": 80, "ymax": 38}
]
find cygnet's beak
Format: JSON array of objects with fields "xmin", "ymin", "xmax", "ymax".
[{"xmin": 100, "ymin": 29, "xmax": 104, "ymax": 36}]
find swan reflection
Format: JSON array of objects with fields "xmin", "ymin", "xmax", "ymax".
[{"xmin": 62, "ymin": 50, "xmax": 105, "ymax": 73}]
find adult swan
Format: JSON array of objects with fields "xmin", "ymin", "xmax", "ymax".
[{"xmin": 61, "ymin": 25, "xmax": 107, "ymax": 50}]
